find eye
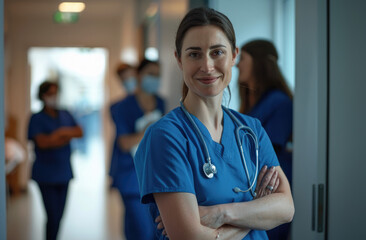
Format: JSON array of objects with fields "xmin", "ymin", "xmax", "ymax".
[
  {"xmin": 188, "ymin": 51, "xmax": 201, "ymax": 58},
  {"xmin": 211, "ymin": 49, "xmax": 225, "ymax": 57}
]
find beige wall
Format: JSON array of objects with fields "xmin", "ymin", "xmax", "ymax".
[{"xmin": 159, "ymin": 0, "xmax": 188, "ymax": 111}]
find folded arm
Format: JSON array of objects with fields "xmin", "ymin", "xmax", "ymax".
[
  {"xmin": 154, "ymin": 192, "xmax": 249, "ymax": 240},
  {"xmin": 34, "ymin": 126, "xmax": 83, "ymax": 149},
  {"xmin": 200, "ymin": 166, "xmax": 294, "ymax": 231}
]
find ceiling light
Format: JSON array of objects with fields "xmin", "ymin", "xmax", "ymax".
[{"xmin": 59, "ymin": 2, "xmax": 86, "ymax": 13}]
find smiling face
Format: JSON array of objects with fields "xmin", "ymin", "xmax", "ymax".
[{"xmin": 176, "ymin": 25, "xmax": 237, "ymax": 99}]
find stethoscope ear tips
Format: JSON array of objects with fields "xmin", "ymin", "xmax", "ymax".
[{"xmin": 203, "ymin": 162, "xmax": 217, "ymax": 179}]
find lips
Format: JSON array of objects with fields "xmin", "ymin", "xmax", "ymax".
[{"xmin": 197, "ymin": 76, "xmax": 220, "ymax": 84}]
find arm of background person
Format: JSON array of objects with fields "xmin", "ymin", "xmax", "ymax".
[
  {"xmin": 198, "ymin": 166, "xmax": 294, "ymax": 231},
  {"xmin": 154, "ymin": 192, "xmax": 249, "ymax": 240},
  {"xmin": 118, "ymin": 131, "xmax": 145, "ymax": 152},
  {"xmin": 34, "ymin": 126, "xmax": 83, "ymax": 149}
]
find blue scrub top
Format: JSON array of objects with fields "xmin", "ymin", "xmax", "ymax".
[
  {"xmin": 134, "ymin": 107, "xmax": 279, "ymax": 240},
  {"xmin": 28, "ymin": 109, "xmax": 77, "ymax": 184},
  {"xmin": 248, "ymin": 89, "xmax": 293, "ymax": 184},
  {"xmin": 109, "ymin": 94, "xmax": 165, "ymax": 196}
]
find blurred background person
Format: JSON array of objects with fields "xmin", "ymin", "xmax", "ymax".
[
  {"xmin": 109, "ymin": 63, "xmax": 137, "ymax": 188},
  {"xmin": 237, "ymin": 39, "xmax": 293, "ymax": 240},
  {"xmin": 27, "ymin": 81, "xmax": 83, "ymax": 240},
  {"xmin": 110, "ymin": 59, "xmax": 165, "ymax": 240}
]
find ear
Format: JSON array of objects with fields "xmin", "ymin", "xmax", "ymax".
[
  {"xmin": 175, "ymin": 51, "xmax": 183, "ymax": 70},
  {"xmin": 232, "ymin": 47, "xmax": 239, "ymax": 66}
]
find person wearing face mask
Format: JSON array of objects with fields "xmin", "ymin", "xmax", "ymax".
[
  {"xmin": 27, "ymin": 81, "xmax": 83, "ymax": 240},
  {"xmin": 109, "ymin": 63, "xmax": 137, "ymax": 190},
  {"xmin": 110, "ymin": 59, "xmax": 165, "ymax": 240}
]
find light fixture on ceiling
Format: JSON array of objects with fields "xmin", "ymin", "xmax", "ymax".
[{"xmin": 58, "ymin": 2, "xmax": 86, "ymax": 13}]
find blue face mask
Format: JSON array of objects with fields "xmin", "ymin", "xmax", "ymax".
[
  {"xmin": 123, "ymin": 77, "xmax": 137, "ymax": 94},
  {"xmin": 141, "ymin": 75, "xmax": 160, "ymax": 94}
]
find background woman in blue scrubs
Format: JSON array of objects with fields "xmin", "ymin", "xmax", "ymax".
[
  {"xmin": 134, "ymin": 8, "xmax": 294, "ymax": 240},
  {"xmin": 28, "ymin": 81, "xmax": 83, "ymax": 240},
  {"xmin": 110, "ymin": 59, "xmax": 165, "ymax": 240},
  {"xmin": 109, "ymin": 63, "xmax": 136, "ymax": 190},
  {"xmin": 237, "ymin": 40, "xmax": 293, "ymax": 240}
]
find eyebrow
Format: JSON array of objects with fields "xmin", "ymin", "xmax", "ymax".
[{"xmin": 185, "ymin": 44, "xmax": 227, "ymax": 51}]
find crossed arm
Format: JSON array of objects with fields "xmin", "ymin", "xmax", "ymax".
[
  {"xmin": 34, "ymin": 126, "xmax": 83, "ymax": 149},
  {"xmin": 153, "ymin": 166, "xmax": 294, "ymax": 240}
]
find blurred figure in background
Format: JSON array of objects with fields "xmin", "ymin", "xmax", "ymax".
[
  {"xmin": 109, "ymin": 63, "xmax": 137, "ymax": 189},
  {"xmin": 237, "ymin": 39, "xmax": 293, "ymax": 240},
  {"xmin": 109, "ymin": 59, "xmax": 165, "ymax": 240},
  {"xmin": 27, "ymin": 81, "xmax": 83, "ymax": 240}
]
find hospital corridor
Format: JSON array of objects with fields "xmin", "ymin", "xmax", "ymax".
[
  {"xmin": 1, "ymin": 0, "xmax": 366, "ymax": 240},
  {"xmin": 6, "ymin": 138, "xmax": 125, "ymax": 240}
]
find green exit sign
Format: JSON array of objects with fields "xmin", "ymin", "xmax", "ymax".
[{"xmin": 53, "ymin": 11, "xmax": 79, "ymax": 24}]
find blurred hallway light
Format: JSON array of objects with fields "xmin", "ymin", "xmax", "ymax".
[
  {"xmin": 145, "ymin": 47, "xmax": 159, "ymax": 61},
  {"xmin": 59, "ymin": 2, "xmax": 86, "ymax": 13}
]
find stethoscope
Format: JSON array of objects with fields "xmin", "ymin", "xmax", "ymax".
[{"xmin": 180, "ymin": 102, "xmax": 259, "ymax": 197}]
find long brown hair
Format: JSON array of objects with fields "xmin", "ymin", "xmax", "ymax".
[{"xmin": 238, "ymin": 39, "xmax": 293, "ymax": 113}]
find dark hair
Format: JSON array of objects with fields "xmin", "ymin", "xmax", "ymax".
[
  {"xmin": 38, "ymin": 81, "xmax": 58, "ymax": 101},
  {"xmin": 238, "ymin": 39, "xmax": 293, "ymax": 113},
  {"xmin": 176, "ymin": 7, "xmax": 236, "ymax": 100},
  {"xmin": 137, "ymin": 58, "xmax": 159, "ymax": 74},
  {"xmin": 116, "ymin": 63, "xmax": 134, "ymax": 76}
]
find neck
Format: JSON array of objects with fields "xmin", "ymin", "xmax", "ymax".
[
  {"xmin": 183, "ymin": 92, "xmax": 223, "ymax": 142},
  {"xmin": 44, "ymin": 106, "xmax": 57, "ymax": 117},
  {"xmin": 136, "ymin": 88, "xmax": 156, "ymax": 112}
]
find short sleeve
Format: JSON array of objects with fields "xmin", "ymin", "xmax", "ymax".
[
  {"xmin": 28, "ymin": 115, "xmax": 42, "ymax": 140},
  {"xmin": 263, "ymin": 98, "xmax": 293, "ymax": 147},
  {"xmin": 134, "ymin": 124, "xmax": 195, "ymax": 204},
  {"xmin": 115, "ymin": 107, "xmax": 132, "ymax": 136},
  {"xmin": 110, "ymin": 102, "xmax": 120, "ymax": 124},
  {"xmin": 64, "ymin": 111, "xmax": 78, "ymax": 126}
]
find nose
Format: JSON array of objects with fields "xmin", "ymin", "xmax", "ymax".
[{"xmin": 199, "ymin": 55, "xmax": 214, "ymax": 73}]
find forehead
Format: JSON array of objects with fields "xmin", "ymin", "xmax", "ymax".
[{"xmin": 182, "ymin": 25, "xmax": 231, "ymax": 49}]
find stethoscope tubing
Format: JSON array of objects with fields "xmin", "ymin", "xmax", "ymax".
[{"xmin": 180, "ymin": 102, "xmax": 259, "ymax": 197}]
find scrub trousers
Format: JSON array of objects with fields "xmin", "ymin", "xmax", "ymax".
[
  {"xmin": 119, "ymin": 192, "xmax": 155, "ymax": 240},
  {"xmin": 38, "ymin": 183, "xmax": 69, "ymax": 240}
]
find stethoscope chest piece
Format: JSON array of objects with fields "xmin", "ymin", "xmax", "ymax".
[{"xmin": 203, "ymin": 162, "xmax": 217, "ymax": 178}]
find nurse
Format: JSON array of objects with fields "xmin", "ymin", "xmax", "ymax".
[
  {"xmin": 237, "ymin": 39, "xmax": 293, "ymax": 240},
  {"xmin": 111, "ymin": 59, "xmax": 165, "ymax": 240},
  {"xmin": 28, "ymin": 81, "xmax": 83, "ymax": 240},
  {"xmin": 134, "ymin": 7, "xmax": 294, "ymax": 240},
  {"xmin": 109, "ymin": 63, "xmax": 136, "ymax": 188}
]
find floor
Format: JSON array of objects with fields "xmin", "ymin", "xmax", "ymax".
[{"xmin": 6, "ymin": 137, "xmax": 125, "ymax": 240}]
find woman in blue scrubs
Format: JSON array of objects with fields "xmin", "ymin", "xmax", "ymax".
[
  {"xmin": 109, "ymin": 63, "xmax": 136, "ymax": 189},
  {"xmin": 237, "ymin": 40, "xmax": 293, "ymax": 240},
  {"xmin": 134, "ymin": 8, "xmax": 294, "ymax": 240},
  {"xmin": 110, "ymin": 59, "xmax": 165, "ymax": 240},
  {"xmin": 28, "ymin": 81, "xmax": 83, "ymax": 240}
]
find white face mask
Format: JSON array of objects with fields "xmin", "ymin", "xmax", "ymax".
[{"xmin": 44, "ymin": 96, "xmax": 58, "ymax": 108}]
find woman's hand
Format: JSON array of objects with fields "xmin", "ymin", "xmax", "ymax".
[
  {"xmin": 198, "ymin": 205, "xmax": 225, "ymax": 229},
  {"xmin": 254, "ymin": 165, "xmax": 279, "ymax": 199},
  {"xmin": 197, "ymin": 166, "xmax": 280, "ymax": 229},
  {"xmin": 155, "ymin": 215, "xmax": 169, "ymax": 237}
]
